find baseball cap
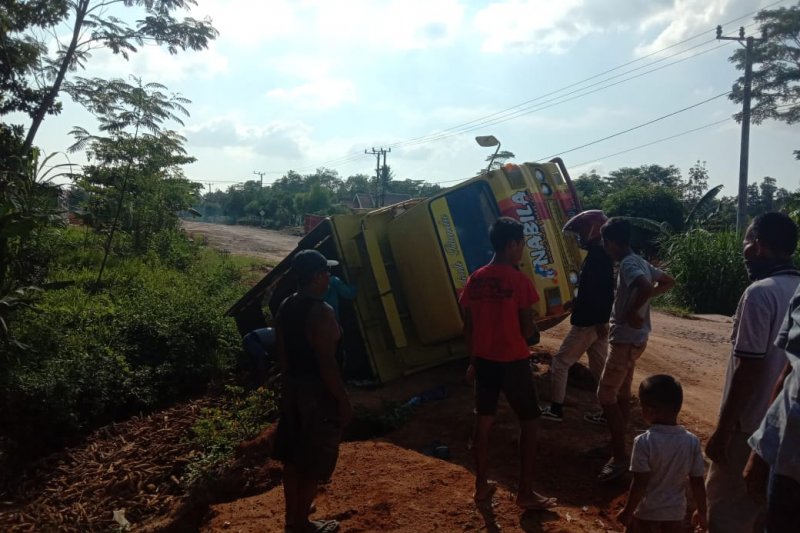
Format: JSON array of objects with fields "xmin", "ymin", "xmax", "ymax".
[{"xmin": 292, "ymin": 249, "xmax": 339, "ymax": 280}]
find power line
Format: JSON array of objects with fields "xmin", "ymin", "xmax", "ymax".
[
  {"xmin": 284, "ymin": 2, "xmax": 784, "ymax": 172},
  {"xmin": 387, "ymin": 0, "xmax": 787, "ymax": 149},
  {"xmin": 571, "ymin": 119, "xmax": 731, "ymax": 168},
  {"xmin": 396, "ymin": 42, "xmax": 733, "ymax": 149},
  {"xmin": 534, "ymin": 91, "xmax": 731, "ymax": 161}
]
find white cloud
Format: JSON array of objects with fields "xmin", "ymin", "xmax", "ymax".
[
  {"xmin": 266, "ymin": 78, "xmax": 357, "ymax": 110},
  {"xmin": 634, "ymin": 0, "xmax": 732, "ymax": 56},
  {"xmin": 196, "ymin": 0, "xmax": 299, "ymax": 46},
  {"xmin": 473, "ymin": 0, "xmax": 592, "ymax": 54},
  {"xmin": 87, "ymin": 43, "xmax": 229, "ymax": 83},
  {"xmin": 185, "ymin": 117, "xmax": 311, "ymax": 160},
  {"xmin": 198, "ymin": 0, "xmax": 464, "ymax": 50}
]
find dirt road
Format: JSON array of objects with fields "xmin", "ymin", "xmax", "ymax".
[
  {"xmin": 182, "ymin": 220, "xmax": 300, "ymax": 263},
  {"xmin": 204, "ymin": 312, "xmax": 734, "ymax": 533}
]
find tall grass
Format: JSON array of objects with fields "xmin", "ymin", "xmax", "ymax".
[{"xmin": 661, "ymin": 230, "xmax": 748, "ymax": 315}]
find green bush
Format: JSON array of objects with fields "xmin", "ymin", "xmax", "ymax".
[
  {"xmin": 0, "ymin": 229, "xmax": 249, "ymax": 463},
  {"xmin": 186, "ymin": 385, "xmax": 278, "ymax": 485},
  {"xmin": 661, "ymin": 230, "xmax": 748, "ymax": 315}
]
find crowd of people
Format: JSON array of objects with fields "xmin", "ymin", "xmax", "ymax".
[{"xmin": 268, "ymin": 211, "xmax": 800, "ymax": 533}]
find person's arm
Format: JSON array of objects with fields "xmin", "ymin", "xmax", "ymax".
[
  {"xmin": 336, "ymin": 278, "xmax": 358, "ymax": 300},
  {"xmin": 707, "ymin": 288, "xmax": 772, "ymax": 464},
  {"xmin": 743, "ymin": 361, "xmax": 792, "ymax": 502},
  {"xmin": 519, "ymin": 306, "xmax": 537, "ymax": 340},
  {"xmin": 651, "ymin": 270, "xmax": 675, "ymax": 298},
  {"xmin": 690, "ymin": 476, "xmax": 708, "ymax": 531},
  {"xmin": 625, "ymin": 275, "xmax": 653, "ymax": 328},
  {"xmin": 308, "ymin": 302, "xmax": 351, "ymax": 426},
  {"xmin": 706, "ymin": 358, "xmax": 765, "ymax": 463},
  {"xmin": 463, "ymin": 308, "xmax": 477, "ymax": 383},
  {"xmin": 617, "ymin": 472, "xmax": 650, "ymax": 527}
]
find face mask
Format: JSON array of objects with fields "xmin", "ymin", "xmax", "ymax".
[{"xmin": 744, "ymin": 256, "xmax": 790, "ymax": 281}]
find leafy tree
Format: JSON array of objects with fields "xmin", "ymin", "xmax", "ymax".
[
  {"xmin": 729, "ymin": 5, "xmax": 800, "ymax": 158},
  {"xmin": 603, "ymin": 185, "xmax": 685, "ymax": 232},
  {"xmin": 486, "ymin": 150, "xmax": 516, "ymax": 170},
  {"xmin": 573, "ymin": 170, "xmax": 610, "ymax": 210},
  {"xmin": 746, "ymin": 176, "xmax": 790, "ymax": 216},
  {"xmin": 67, "ymin": 77, "xmax": 196, "ymax": 286},
  {"xmin": 685, "ymin": 160, "xmax": 710, "ymax": 204},
  {"xmin": 608, "ymin": 164, "xmax": 683, "ymax": 190},
  {"xmin": 4, "ymin": 0, "xmax": 217, "ymax": 153},
  {"xmin": 0, "ymin": 1, "xmax": 69, "ymax": 156}
]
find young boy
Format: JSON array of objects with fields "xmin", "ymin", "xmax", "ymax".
[
  {"xmin": 460, "ymin": 217, "xmax": 557, "ymax": 511},
  {"xmin": 597, "ymin": 218, "xmax": 674, "ymax": 481},
  {"xmin": 617, "ymin": 375, "xmax": 707, "ymax": 533}
]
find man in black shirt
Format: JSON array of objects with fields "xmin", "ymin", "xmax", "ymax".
[
  {"xmin": 272, "ymin": 249, "xmax": 351, "ymax": 533},
  {"xmin": 542, "ymin": 210, "xmax": 615, "ymax": 422}
]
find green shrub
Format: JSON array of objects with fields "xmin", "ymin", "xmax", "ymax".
[
  {"xmin": 0, "ymin": 229, "xmax": 252, "ymax": 464},
  {"xmin": 661, "ymin": 230, "xmax": 748, "ymax": 315},
  {"xmin": 186, "ymin": 385, "xmax": 278, "ymax": 485}
]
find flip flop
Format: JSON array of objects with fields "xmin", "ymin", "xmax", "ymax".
[
  {"xmin": 517, "ymin": 496, "xmax": 558, "ymax": 511},
  {"xmin": 598, "ymin": 460, "xmax": 627, "ymax": 482},
  {"xmin": 473, "ymin": 480, "xmax": 498, "ymax": 502},
  {"xmin": 308, "ymin": 519, "xmax": 339, "ymax": 533}
]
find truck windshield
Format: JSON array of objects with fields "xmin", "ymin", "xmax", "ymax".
[{"xmin": 430, "ymin": 181, "xmax": 500, "ymax": 288}]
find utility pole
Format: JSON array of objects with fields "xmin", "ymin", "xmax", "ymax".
[
  {"xmin": 717, "ymin": 25, "xmax": 764, "ymax": 234},
  {"xmin": 365, "ymin": 147, "xmax": 390, "ymax": 207},
  {"xmin": 253, "ymin": 170, "xmax": 265, "ymax": 189}
]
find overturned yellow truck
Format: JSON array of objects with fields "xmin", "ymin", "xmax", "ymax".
[{"xmin": 226, "ymin": 158, "xmax": 584, "ymax": 384}]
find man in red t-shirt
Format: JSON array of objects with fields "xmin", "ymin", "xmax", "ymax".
[{"xmin": 460, "ymin": 217, "xmax": 557, "ymax": 511}]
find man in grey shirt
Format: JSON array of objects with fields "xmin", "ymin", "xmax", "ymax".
[
  {"xmin": 596, "ymin": 218, "xmax": 674, "ymax": 482},
  {"xmin": 706, "ymin": 212, "xmax": 800, "ymax": 533}
]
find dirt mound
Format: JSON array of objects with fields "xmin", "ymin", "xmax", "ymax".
[{"xmin": 0, "ymin": 399, "xmax": 217, "ymax": 532}]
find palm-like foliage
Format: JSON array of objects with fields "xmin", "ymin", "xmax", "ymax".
[{"xmin": 684, "ymin": 185, "xmax": 724, "ymax": 228}]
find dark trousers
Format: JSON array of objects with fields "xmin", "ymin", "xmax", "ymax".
[{"xmin": 767, "ymin": 471, "xmax": 800, "ymax": 533}]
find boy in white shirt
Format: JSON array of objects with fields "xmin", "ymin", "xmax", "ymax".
[{"xmin": 617, "ymin": 375, "xmax": 708, "ymax": 532}]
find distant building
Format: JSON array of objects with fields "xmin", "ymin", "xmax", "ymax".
[{"xmin": 350, "ymin": 192, "xmax": 412, "ymax": 209}]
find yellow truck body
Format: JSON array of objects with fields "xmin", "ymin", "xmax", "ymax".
[{"xmin": 227, "ymin": 158, "xmax": 584, "ymax": 384}]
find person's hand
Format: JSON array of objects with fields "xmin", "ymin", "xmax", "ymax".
[
  {"xmin": 743, "ymin": 452, "xmax": 769, "ymax": 504},
  {"xmin": 338, "ymin": 398, "xmax": 353, "ymax": 428},
  {"xmin": 465, "ymin": 363, "xmax": 476, "ymax": 385},
  {"xmin": 626, "ymin": 310, "xmax": 644, "ymax": 329},
  {"xmin": 692, "ymin": 509, "xmax": 708, "ymax": 531},
  {"xmin": 706, "ymin": 429, "xmax": 731, "ymax": 465},
  {"xmin": 595, "ymin": 323, "xmax": 609, "ymax": 338},
  {"xmin": 616, "ymin": 506, "xmax": 633, "ymax": 527}
]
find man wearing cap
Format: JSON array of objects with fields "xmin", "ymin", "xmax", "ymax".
[
  {"xmin": 272, "ymin": 249, "xmax": 351, "ymax": 533},
  {"xmin": 541, "ymin": 210, "xmax": 615, "ymax": 423}
]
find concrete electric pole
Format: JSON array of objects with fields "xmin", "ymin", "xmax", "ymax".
[
  {"xmin": 253, "ymin": 171, "xmax": 265, "ymax": 189},
  {"xmin": 717, "ymin": 25, "xmax": 764, "ymax": 234},
  {"xmin": 365, "ymin": 147, "xmax": 391, "ymax": 207}
]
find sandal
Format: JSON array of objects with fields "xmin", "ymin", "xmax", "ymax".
[
  {"xmin": 598, "ymin": 459, "xmax": 627, "ymax": 482},
  {"xmin": 308, "ymin": 519, "xmax": 339, "ymax": 533},
  {"xmin": 517, "ymin": 496, "xmax": 558, "ymax": 511}
]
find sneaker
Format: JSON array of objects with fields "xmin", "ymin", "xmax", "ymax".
[
  {"xmin": 540, "ymin": 405, "xmax": 564, "ymax": 422},
  {"xmin": 583, "ymin": 411, "xmax": 607, "ymax": 426}
]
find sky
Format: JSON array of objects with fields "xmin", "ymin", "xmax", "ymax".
[{"xmin": 19, "ymin": 0, "xmax": 800, "ymax": 195}]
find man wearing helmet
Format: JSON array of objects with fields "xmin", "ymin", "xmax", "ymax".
[{"xmin": 541, "ymin": 210, "xmax": 615, "ymax": 423}]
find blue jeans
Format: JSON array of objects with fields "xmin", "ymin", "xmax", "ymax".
[{"xmin": 767, "ymin": 471, "xmax": 800, "ymax": 533}]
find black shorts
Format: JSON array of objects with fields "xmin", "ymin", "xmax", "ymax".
[
  {"xmin": 272, "ymin": 378, "xmax": 342, "ymax": 481},
  {"xmin": 475, "ymin": 358, "xmax": 541, "ymax": 420}
]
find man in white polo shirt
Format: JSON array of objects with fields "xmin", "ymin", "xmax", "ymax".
[{"xmin": 706, "ymin": 212, "xmax": 800, "ymax": 533}]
